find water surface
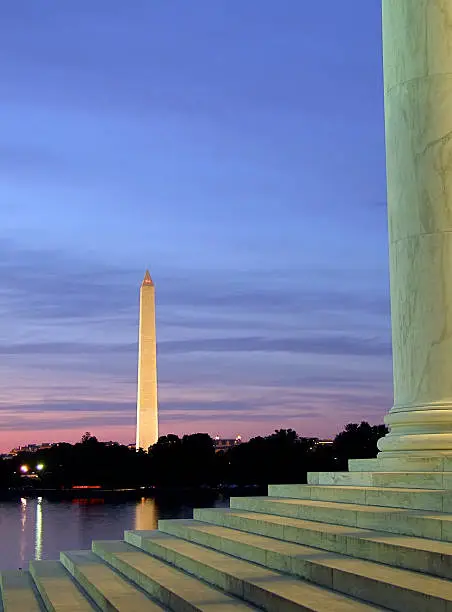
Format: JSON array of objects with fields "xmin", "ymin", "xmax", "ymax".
[{"xmin": 0, "ymin": 492, "xmax": 231, "ymax": 571}]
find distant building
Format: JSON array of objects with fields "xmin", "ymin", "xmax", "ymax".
[
  {"xmin": 214, "ymin": 435, "xmax": 242, "ymax": 453},
  {"xmin": 10, "ymin": 442, "xmax": 54, "ymax": 455}
]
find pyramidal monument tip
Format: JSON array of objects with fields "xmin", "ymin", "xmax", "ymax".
[{"xmin": 142, "ymin": 269, "xmax": 154, "ymax": 286}]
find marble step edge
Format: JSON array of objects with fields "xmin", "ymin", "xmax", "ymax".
[
  {"xmin": 91, "ymin": 539, "xmax": 258, "ymax": 611},
  {"xmin": 157, "ymin": 518, "xmax": 452, "ymax": 610},
  {"xmin": 307, "ymin": 471, "xmax": 452, "ymax": 490},
  {"xmin": 267, "ymin": 483, "xmax": 452, "ymax": 512},
  {"xmin": 0, "ymin": 570, "xmax": 44, "ymax": 612},
  {"xmin": 122, "ymin": 530, "xmax": 389, "ymax": 612},
  {"xmin": 349, "ymin": 456, "xmax": 452, "ymax": 473},
  {"xmin": 29, "ymin": 560, "xmax": 94, "ymax": 611},
  {"xmin": 193, "ymin": 506, "xmax": 452, "ymax": 579},
  {"xmin": 229, "ymin": 496, "xmax": 452, "ymax": 542},
  {"xmin": 60, "ymin": 550, "xmax": 166, "ymax": 611}
]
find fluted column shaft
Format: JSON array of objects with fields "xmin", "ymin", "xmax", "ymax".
[{"xmin": 378, "ymin": 0, "xmax": 452, "ymax": 454}]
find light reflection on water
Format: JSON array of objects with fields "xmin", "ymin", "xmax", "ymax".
[
  {"xmin": 20, "ymin": 497, "xmax": 27, "ymax": 565},
  {"xmin": 135, "ymin": 497, "xmax": 157, "ymax": 531},
  {"xmin": 35, "ymin": 497, "xmax": 43, "ymax": 561},
  {"xmin": 0, "ymin": 494, "xmax": 229, "ymax": 571}
]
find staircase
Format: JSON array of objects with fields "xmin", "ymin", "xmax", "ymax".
[{"xmin": 3, "ymin": 457, "xmax": 452, "ymax": 611}]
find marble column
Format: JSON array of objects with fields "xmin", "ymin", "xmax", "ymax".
[{"xmin": 377, "ymin": 0, "xmax": 452, "ymax": 455}]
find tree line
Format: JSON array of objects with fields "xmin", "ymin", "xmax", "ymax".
[{"xmin": 0, "ymin": 422, "xmax": 387, "ymax": 490}]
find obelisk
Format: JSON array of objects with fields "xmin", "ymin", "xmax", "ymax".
[
  {"xmin": 136, "ymin": 270, "xmax": 158, "ymax": 450},
  {"xmin": 378, "ymin": 0, "xmax": 452, "ymax": 456}
]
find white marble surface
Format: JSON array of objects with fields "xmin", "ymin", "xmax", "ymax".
[
  {"xmin": 383, "ymin": 0, "xmax": 452, "ymax": 92},
  {"xmin": 389, "ymin": 234, "xmax": 452, "ymax": 409},
  {"xmin": 379, "ymin": 0, "xmax": 452, "ymax": 454},
  {"xmin": 349, "ymin": 455, "xmax": 452, "ymax": 472},
  {"xmin": 309, "ymin": 470, "xmax": 450, "ymax": 490},
  {"xmin": 385, "ymin": 77, "xmax": 452, "ymax": 242}
]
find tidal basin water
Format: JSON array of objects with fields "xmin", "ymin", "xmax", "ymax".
[{"xmin": 0, "ymin": 492, "xmax": 232, "ymax": 571}]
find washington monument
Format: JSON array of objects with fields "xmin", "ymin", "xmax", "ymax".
[{"xmin": 136, "ymin": 270, "xmax": 158, "ymax": 450}]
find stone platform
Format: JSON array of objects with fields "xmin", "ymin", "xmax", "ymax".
[{"xmin": 2, "ymin": 460, "xmax": 452, "ymax": 611}]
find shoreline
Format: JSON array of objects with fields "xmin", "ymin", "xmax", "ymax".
[{"xmin": 0, "ymin": 483, "xmax": 266, "ymax": 501}]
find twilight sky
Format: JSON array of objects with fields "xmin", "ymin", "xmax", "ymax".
[{"xmin": 0, "ymin": 1, "xmax": 391, "ymax": 451}]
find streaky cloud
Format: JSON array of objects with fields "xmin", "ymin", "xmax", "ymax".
[{"xmin": 158, "ymin": 335, "xmax": 391, "ymax": 357}]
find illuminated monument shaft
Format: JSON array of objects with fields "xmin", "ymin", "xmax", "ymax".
[
  {"xmin": 136, "ymin": 270, "xmax": 158, "ymax": 450},
  {"xmin": 378, "ymin": 0, "xmax": 452, "ymax": 454}
]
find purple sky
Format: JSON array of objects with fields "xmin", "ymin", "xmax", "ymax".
[{"xmin": 0, "ymin": 1, "xmax": 391, "ymax": 451}]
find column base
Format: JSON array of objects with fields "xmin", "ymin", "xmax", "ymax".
[
  {"xmin": 377, "ymin": 450, "xmax": 452, "ymax": 458},
  {"xmin": 377, "ymin": 404, "xmax": 452, "ymax": 454}
]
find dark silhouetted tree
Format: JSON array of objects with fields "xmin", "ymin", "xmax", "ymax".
[{"xmin": 333, "ymin": 421, "xmax": 388, "ymax": 466}]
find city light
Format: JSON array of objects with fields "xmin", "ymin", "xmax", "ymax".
[
  {"xmin": 20, "ymin": 465, "xmax": 29, "ymax": 473},
  {"xmin": 36, "ymin": 464, "xmax": 44, "ymax": 471}
]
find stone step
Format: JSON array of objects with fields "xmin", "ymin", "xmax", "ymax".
[
  {"xmin": 29, "ymin": 560, "xmax": 95, "ymax": 611},
  {"xmin": 307, "ymin": 471, "xmax": 452, "ymax": 490},
  {"xmin": 124, "ymin": 529, "xmax": 390, "ymax": 611},
  {"xmin": 348, "ymin": 459, "xmax": 380, "ymax": 472},
  {"xmin": 0, "ymin": 570, "xmax": 43, "ymax": 611},
  {"xmin": 193, "ymin": 506, "xmax": 452, "ymax": 579},
  {"xmin": 61, "ymin": 550, "xmax": 165, "ymax": 610},
  {"xmin": 92, "ymin": 539, "xmax": 258, "ymax": 611},
  {"xmin": 349, "ymin": 456, "xmax": 452, "ymax": 473},
  {"xmin": 157, "ymin": 518, "xmax": 452, "ymax": 612},
  {"xmin": 230, "ymin": 496, "xmax": 452, "ymax": 541},
  {"xmin": 267, "ymin": 483, "xmax": 452, "ymax": 511}
]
